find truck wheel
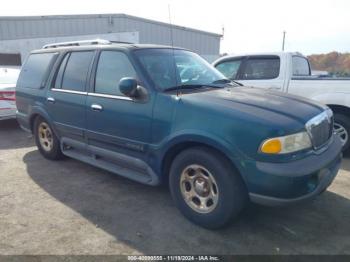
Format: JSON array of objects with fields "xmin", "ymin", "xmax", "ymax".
[
  {"xmin": 34, "ymin": 116, "xmax": 63, "ymax": 160},
  {"xmin": 334, "ymin": 114, "xmax": 350, "ymax": 152},
  {"xmin": 169, "ymin": 147, "xmax": 247, "ymax": 229}
]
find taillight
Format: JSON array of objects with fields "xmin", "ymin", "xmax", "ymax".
[{"xmin": 0, "ymin": 91, "xmax": 16, "ymax": 101}]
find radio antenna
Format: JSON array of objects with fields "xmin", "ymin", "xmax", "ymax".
[
  {"xmin": 168, "ymin": 4, "xmax": 180, "ymax": 96},
  {"xmin": 168, "ymin": 4, "xmax": 175, "ymax": 48}
]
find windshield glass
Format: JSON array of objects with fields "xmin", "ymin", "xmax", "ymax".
[
  {"xmin": 0, "ymin": 68, "xmax": 20, "ymax": 84},
  {"xmin": 134, "ymin": 49, "xmax": 228, "ymax": 90}
]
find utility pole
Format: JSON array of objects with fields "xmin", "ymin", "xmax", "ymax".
[{"xmin": 282, "ymin": 31, "xmax": 286, "ymax": 51}]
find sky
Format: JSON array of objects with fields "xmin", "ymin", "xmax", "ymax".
[{"xmin": 0, "ymin": 0, "xmax": 349, "ymax": 55}]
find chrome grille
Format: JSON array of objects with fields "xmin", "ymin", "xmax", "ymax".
[{"xmin": 305, "ymin": 109, "xmax": 333, "ymax": 150}]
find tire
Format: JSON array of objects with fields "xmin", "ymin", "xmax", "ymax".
[
  {"xmin": 169, "ymin": 147, "xmax": 247, "ymax": 229},
  {"xmin": 334, "ymin": 113, "xmax": 350, "ymax": 152},
  {"xmin": 34, "ymin": 116, "xmax": 63, "ymax": 160}
]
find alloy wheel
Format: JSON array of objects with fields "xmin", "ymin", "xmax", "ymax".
[
  {"xmin": 334, "ymin": 122, "xmax": 348, "ymax": 146},
  {"xmin": 180, "ymin": 164, "xmax": 219, "ymax": 214},
  {"xmin": 38, "ymin": 122, "xmax": 54, "ymax": 152}
]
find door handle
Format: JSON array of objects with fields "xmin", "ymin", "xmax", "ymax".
[
  {"xmin": 91, "ymin": 104, "xmax": 103, "ymax": 111},
  {"xmin": 47, "ymin": 97, "xmax": 55, "ymax": 103}
]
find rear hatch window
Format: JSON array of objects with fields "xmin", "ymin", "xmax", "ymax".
[{"xmin": 17, "ymin": 52, "xmax": 57, "ymax": 89}]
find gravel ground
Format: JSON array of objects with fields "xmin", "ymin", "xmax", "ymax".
[{"xmin": 0, "ymin": 119, "xmax": 349, "ymax": 255}]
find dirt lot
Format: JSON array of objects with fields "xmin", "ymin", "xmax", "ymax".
[{"xmin": 0, "ymin": 119, "xmax": 350, "ymax": 255}]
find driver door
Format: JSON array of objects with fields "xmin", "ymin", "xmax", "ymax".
[{"xmin": 86, "ymin": 50, "xmax": 154, "ymax": 155}]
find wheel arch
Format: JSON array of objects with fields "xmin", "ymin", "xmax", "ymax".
[
  {"xmin": 160, "ymin": 137, "xmax": 245, "ymax": 186},
  {"xmin": 28, "ymin": 107, "xmax": 59, "ymax": 137},
  {"xmin": 327, "ymin": 104, "xmax": 350, "ymax": 116},
  {"xmin": 29, "ymin": 113, "xmax": 40, "ymax": 133}
]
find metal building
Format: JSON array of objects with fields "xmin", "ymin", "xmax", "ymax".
[{"xmin": 0, "ymin": 14, "xmax": 221, "ymax": 64}]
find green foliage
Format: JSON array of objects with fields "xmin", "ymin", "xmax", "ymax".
[{"xmin": 308, "ymin": 52, "xmax": 350, "ymax": 77}]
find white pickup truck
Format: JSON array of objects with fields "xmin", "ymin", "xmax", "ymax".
[{"xmin": 213, "ymin": 52, "xmax": 350, "ymax": 151}]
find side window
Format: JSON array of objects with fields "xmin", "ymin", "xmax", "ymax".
[
  {"xmin": 95, "ymin": 51, "xmax": 137, "ymax": 96},
  {"xmin": 241, "ymin": 57, "xmax": 280, "ymax": 80},
  {"xmin": 215, "ymin": 59, "xmax": 242, "ymax": 79},
  {"xmin": 54, "ymin": 54, "xmax": 69, "ymax": 89},
  {"xmin": 292, "ymin": 56, "xmax": 310, "ymax": 76},
  {"xmin": 59, "ymin": 51, "xmax": 94, "ymax": 92},
  {"xmin": 17, "ymin": 52, "xmax": 57, "ymax": 89}
]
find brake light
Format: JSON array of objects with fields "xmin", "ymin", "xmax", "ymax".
[{"xmin": 0, "ymin": 91, "xmax": 16, "ymax": 101}]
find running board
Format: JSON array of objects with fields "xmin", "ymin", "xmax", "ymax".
[{"xmin": 60, "ymin": 137, "xmax": 159, "ymax": 186}]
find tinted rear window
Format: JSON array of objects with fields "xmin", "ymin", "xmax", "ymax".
[
  {"xmin": 60, "ymin": 51, "xmax": 94, "ymax": 92},
  {"xmin": 17, "ymin": 53, "xmax": 57, "ymax": 89}
]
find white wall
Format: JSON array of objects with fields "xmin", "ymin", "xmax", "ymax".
[{"xmin": 0, "ymin": 32, "xmax": 139, "ymax": 62}]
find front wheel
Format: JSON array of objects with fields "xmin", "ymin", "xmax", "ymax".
[
  {"xmin": 334, "ymin": 113, "xmax": 350, "ymax": 152},
  {"xmin": 169, "ymin": 147, "xmax": 247, "ymax": 229}
]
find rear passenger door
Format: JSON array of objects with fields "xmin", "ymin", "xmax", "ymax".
[
  {"xmin": 237, "ymin": 56, "xmax": 284, "ymax": 91},
  {"xmin": 46, "ymin": 51, "xmax": 95, "ymax": 142}
]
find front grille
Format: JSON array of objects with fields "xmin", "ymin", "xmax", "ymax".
[
  {"xmin": 310, "ymin": 119, "xmax": 331, "ymax": 148},
  {"xmin": 306, "ymin": 110, "xmax": 333, "ymax": 150}
]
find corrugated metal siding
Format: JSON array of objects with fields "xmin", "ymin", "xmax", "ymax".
[{"xmin": 0, "ymin": 14, "xmax": 221, "ymax": 56}]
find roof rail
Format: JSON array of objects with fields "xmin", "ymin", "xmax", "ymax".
[
  {"xmin": 42, "ymin": 39, "xmax": 112, "ymax": 49},
  {"xmin": 110, "ymin": 40, "xmax": 134, "ymax": 44}
]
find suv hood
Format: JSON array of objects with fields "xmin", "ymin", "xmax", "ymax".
[{"xmin": 183, "ymin": 86, "xmax": 326, "ymax": 124}]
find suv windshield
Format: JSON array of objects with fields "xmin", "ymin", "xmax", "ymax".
[{"xmin": 134, "ymin": 49, "xmax": 229, "ymax": 91}]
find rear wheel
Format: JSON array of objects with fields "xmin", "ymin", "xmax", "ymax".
[
  {"xmin": 34, "ymin": 116, "xmax": 63, "ymax": 160},
  {"xmin": 169, "ymin": 147, "xmax": 247, "ymax": 229},
  {"xmin": 334, "ymin": 113, "xmax": 350, "ymax": 152}
]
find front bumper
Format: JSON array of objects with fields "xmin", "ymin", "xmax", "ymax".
[{"xmin": 248, "ymin": 134, "xmax": 343, "ymax": 206}]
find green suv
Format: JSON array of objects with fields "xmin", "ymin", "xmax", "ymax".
[{"xmin": 16, "ymin": 40, "xmax": 342, "ymax": 228}]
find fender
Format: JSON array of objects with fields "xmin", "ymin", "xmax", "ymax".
[
  {"xmin": 151, "ymin": 129, "xmax": 248, "ymax": 179},
  {"xmin": 311, "ymin": 92, "xmax": 350, "ymax": 109}
]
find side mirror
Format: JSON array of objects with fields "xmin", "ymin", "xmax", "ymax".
[
  {"xmin": 119, "ymin": 77, "xmax": 148, "ymax": 100},
  {"xmin": 119, "ymin": 77, "xmax": 138, "ymax": 97}
]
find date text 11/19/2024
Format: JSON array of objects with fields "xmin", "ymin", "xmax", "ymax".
[{"xmin": 127, "ymin": 255, "xmax": 220, "ymax": 261}]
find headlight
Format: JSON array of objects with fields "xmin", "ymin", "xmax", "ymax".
[{"xmin": 260, "ymin": 131, "xmax": 312, "ymax": 154}]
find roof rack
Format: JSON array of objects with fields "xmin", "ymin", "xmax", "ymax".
[
  {"xmin": 42, "ymin": 39, "xmax": 112, "ymax": 49},
  {"xmin": 110, "ymin": 40, "xmax": 133, "ymax": 44}
]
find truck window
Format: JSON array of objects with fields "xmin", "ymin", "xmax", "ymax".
[
  {"xmin": 292, "ymin": 56, "xmax": 310, "ymax": 76},
  {"xmin": 215, "ymin": 59, "xmax": 242, "ymax": 79},
  {"xmin": 17, "ymin": 52, "xmax": 57, "ymax": 89},
  {"xmin": 94, "ymin": 51, "xmax": 137, "ymax": 96},
  {"xmin": 53, "ymin": 54, "xmax": 69, "ymax": 89},
  {"xmin": 59, "ymin": 51, "xmax": 94, "ymax": 92},
  {"xmin": 241, "ymin": 57, "xmax": 280, "ymax": 80}
]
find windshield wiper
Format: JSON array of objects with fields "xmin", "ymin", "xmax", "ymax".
[
  {"xmin": 163, "ymin": 84, "xmax": 221, "ymax": 92},
  {"xmin": 212, "ymin": 79, "xmax": 232, "ymax": 84},
  {"xmin": 212, "ymin": 78, "xmax": 243, "ymax": 86}
]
